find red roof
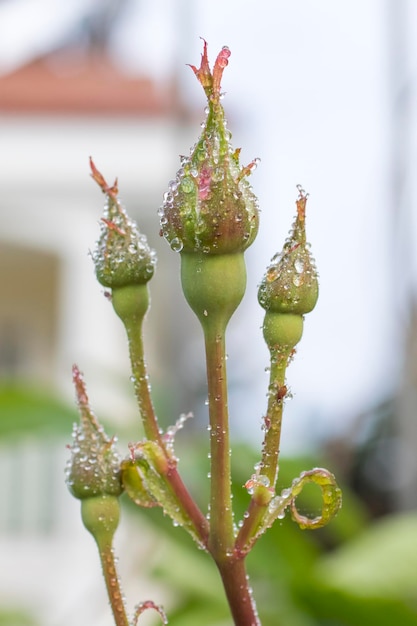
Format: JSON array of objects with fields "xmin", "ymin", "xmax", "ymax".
[{"xmin": 0, "ymin": 53, "xmax": 182, "ymax": 117}]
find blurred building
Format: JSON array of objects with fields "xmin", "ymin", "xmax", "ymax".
[
  {"xmin": 0, "ymin": 33, "xmax": 195, "ymax": 625},
  {"xmin": 0, "ymin": 37, "xmax": 199, "ymax": 404}
]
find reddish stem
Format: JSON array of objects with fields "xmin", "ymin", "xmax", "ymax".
[
  {"xmin": 98, "ymin": 542, "xmax": 129, "ymax": 626},
  {"xmin": 217, "ymin": 557, "xmax": 260, "ymax": 626}
]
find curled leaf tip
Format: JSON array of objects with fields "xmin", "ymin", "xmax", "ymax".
[
  {"xmin": 89, "ymin": 157, "xmax": 118, "ymax": 197},
  {"xmin": 188, "ymin": 40, "xmax": 230, "ymax": 99},
  {"xmin": 289, "ymin": 467, "xmax": 343, "ymax": 530},
  {"xmin": 133, "ymin": 600, "xmax": 168, "ymax": 625},
  {"xmin": 296, "ymin": 184, "xmax": 308, "ymax": 221},
  {"xmin": 72, "ymin": 364, "xmax": 102, "ymax": 432},
  {"xmin": 188, "ymin": 38, "xmax": 211, "ymax": 90},
  {"xmin": 237, "ymin": 157, "xmax": 261, "ymax": 182},
  {"xmin": 213, "ymin": 45, "xmax": 231, "ymax": 95},
  {"xmin": 72, "ymin": 364, "xmax": 87, "ymax": 405}
]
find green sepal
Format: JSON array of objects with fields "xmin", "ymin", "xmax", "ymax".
[
  {"xmin": 129, "ymin": 441, "xmax": 202, "ymax": 544},
  {"xmin": 81, "ymin": 494, "xmax": 121, "ymax": 544},
  {"xmin": 262, "ymin": 311, "xmax": 304, "ymax": 352},
  {"xmin": 180, "ymin": 252, "xmax": 246, "ymax": 331},
  {"xmin": 111, "ymin": 284, "xmax": 149, "ymax": 324},
  {"xmin": 121, "ymin": 458, "xmax": 159, "ymax": 508}
]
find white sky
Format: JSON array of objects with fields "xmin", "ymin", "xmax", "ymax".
[{"xmin": 1, "ymin": 0, "xmax": 417, "ymax": 451}]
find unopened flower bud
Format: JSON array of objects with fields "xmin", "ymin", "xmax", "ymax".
[
  {"xmin": 90, "ymin": 159, "xmax": 156, "ymax": 288},
  {"xmin": 66, "ymin": 365, "xmax": 123, "ymax": 500},
  {"xmin": 159, "ymin": 41, "xmax": 259, "ymax": 255},
  {"xmin": 258, "ymin": 188, "xmax": 318, "ymax": 315}
]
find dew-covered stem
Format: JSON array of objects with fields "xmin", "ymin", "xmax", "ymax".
[
  {"xmin": 180, "ymin": 252, "xmax": 246, "ymax": 555},
  {"xmin": 112, "ymin": 286, "xmax": 209, "ymax": 545},
  {"xmin": 204, "ymin": 323, "xmax": 234, "ymax": 558},
  {"xmin": 81, "ymin": 496, "xmax": 129, "ymax": 626},
  {"xmin": 217, "ymin": 557, "xmax": 260, "ymax": 626},
  {"xmin": 163, "ymin": 463, "xmax": 210, "ymax": 545},
  {"xmin": 124, "ymin": 313, "xmax": 162, "ymax": 444},
  {"xmin": 111, "ymin": 285, "xmax": 161, "ymax": 443},
  {"xmin": 260, "ymin": 350, "xmax": 289, "ymax": 486},
  {"xmin": 97, "ymin": 541, "xmax": 129, "ymax": 626},
  {"xmin": 235, "ymin": 349, "xmax": 289, "ymax": 554},
  {"xmin": 123, "ymin": 320, "xmax": 209, "ymax": 544}
]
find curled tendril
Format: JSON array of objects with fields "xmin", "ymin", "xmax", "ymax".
[
  {"xmin": 132, "ymin": 601, "xmax": 168, "ymax": 625},
  {"xmin": 288, "ymin": 467, "xmax": 342, "ymax": 530},
  {"xmin": 244, "ymin": 467, "xmax": 342, "ymax": 552}
]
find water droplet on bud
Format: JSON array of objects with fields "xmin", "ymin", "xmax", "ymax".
[
  {"xmin": 181, "ymin": 177, "xmax": 195, "ymax": 193},
  {"xmin": 294, "ymin": 258, "xmax": 304, "ymax": 273},
  {"xmin": 170, "ymin": 237, "xmax": 183, "ymax": 252}
]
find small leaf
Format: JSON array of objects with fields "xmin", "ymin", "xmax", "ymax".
[
  {"xmin": 128, "ymin": 441, "xmax": 204, "ymax": 546},
  {"xmin": 244, "ymin": 467, "xmax": 342, "ymax": 550},
  {"xmin": 121, "ymin": 459, "xmax": 159, "ymax": 508}
]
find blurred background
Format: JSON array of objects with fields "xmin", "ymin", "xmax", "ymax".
[{"xmin": 1, "ymin": 0, "xmax": 417, "ymax": 624}]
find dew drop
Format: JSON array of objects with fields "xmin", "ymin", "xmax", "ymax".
[
  {"xmin": 257, "ymin": 475, "xmax": 270, "ymax": 488},
  {"xmin": 294, "ymin": 258, "xmax": 304, "ymax": 273},
  {"xmin": 170, "ymin": 237, "xmax": 183, "ymax": 252},
  {"xmin": 266, "ymin": 267, "xmax": 279, "ymax": 283},
  {"xmin": 181, "ymin": 177, "xmax": 194, "ymax": 193},
  {"xmin": 212, "ymin": 167, "xmax": 224, "ymax": 182}
]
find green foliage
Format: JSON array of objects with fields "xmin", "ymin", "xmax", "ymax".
[
  {"xmin": 123, "ymin": 443, "xmax": 417, "ymax": 625},
  {"xmin": 0, "ymin": 608, "xmax": 38, "ymax": 626},
  {"xmin": 0, "ymin": 383, "xmax": 76, "ymax": 438}
]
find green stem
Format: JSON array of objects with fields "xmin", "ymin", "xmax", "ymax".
[
  {"xmin": 180, "ymin": 252, "xmax": 260, "ymax": 619},
  {"xmin": 112, "ymin": 285, "xmax": 209, "ymax": 546},
  {"xmin": 204, "ymin": 322, "xmax": 234, "ymax": 558},
  {"xmin": 111, "ymin": 285, "xmax": 161, "ymax": 442},
  {"xmin": 126, "ymin": 318, "xmax": 209, "ymax": 544},
  {"xmin": 236, "ymin": 350, "xmax": 289, "ymax": 554},
  {"xmin": 180, "ymin": 252, "xmax": 247, "ymax": 557},
  {"xmin": 260, "ymin": 353, "xmax": 288, "ymax": 485},
  {"xmin": 125, "ymin": 319, "xmax": 164, "ymax": 444}
]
